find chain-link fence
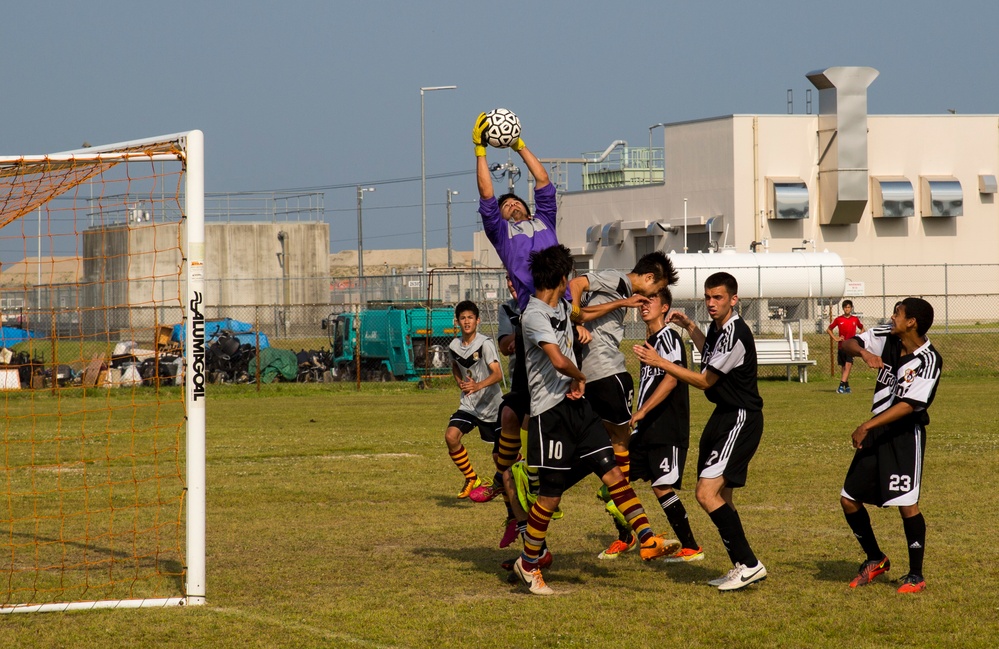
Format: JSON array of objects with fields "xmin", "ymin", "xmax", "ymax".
[{"xmin": 7, "ymin": 263, "xmax": 993, "ymax": 390}]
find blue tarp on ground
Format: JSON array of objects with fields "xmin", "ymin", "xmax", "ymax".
[
  {"xmin": 0, "ymin": 327, "xmax": 35, "ymax": 346},
  {"xmin": 171, "ymin": 318, "xmax": 254, "ymax": 343}
]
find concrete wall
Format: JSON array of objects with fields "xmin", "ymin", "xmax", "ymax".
[
  {"xmin": 81, "ymin": 223, "xmax": 329, "ymax": 316},
  {"xmin": 203, "ymin": 222, "xmax": 329, "ymax": 307}
]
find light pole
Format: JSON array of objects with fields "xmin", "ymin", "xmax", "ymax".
[
  {"xmin": 446, "ymin": 189, "xmax": 459, "ymax": 267},
  {"xmin": 356, "ymin": 186, "xmax": 375, "ymax": 305},
  {"xmin": 648, "ymin": 122, "xmax": 665, "ymax": 183},
  {"xmin": 420, "ymin": 85, "xmax": 457, "ymax": 278}
]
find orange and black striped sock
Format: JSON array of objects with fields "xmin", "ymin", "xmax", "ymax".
[
  {"xmin": 607, "ymin": 478, "xmax": 652, "ymax": 544},
  {"xmin": 448, "ymin": 445, "xmax": 476, "ymax": 480},
  {"xmin": 614, "ymin": 450, "xmax": 630, "ymax": 482},
  {"xmin": 495, "ymin": 425, "xmax": 522, "ymax": 472},
  {"xmin": 522, "ymin": 502, "xmax": 554, "ymax": 566}
]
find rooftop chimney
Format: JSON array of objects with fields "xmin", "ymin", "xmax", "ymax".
[{"xmin": 806, "ymin": 66, "xmax": 879, "ymax": 225}]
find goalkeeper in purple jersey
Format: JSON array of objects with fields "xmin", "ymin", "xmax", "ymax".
[{"xmin": 470, "ymin": 113, "xmax": 591, "ymax": 555}]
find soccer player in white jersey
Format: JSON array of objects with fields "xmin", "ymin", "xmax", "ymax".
[
  {"xmin": 567, "ymin": 251, "xmax": 678, "ymax": 559},
  {"xmin": 630, "ymin": 286, "xmax": 703, "ymax": 562},
  {"xmin": 634, "ymin": 272, "xmax": 767, "ymax": 591},
  {"xmin": 444, "ymin": 301, "xmax": 504, "ymax": 499},
  {"xmin": 839, "ymin": 298, "xmax": 942, "ymax": 594}
]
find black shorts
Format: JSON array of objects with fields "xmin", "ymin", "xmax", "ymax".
[
  {"xmin": 837, "ymin": 349, "xmax": 853, "ymax": 367},
  {"xmin": 697, "ymin": 408, "xmax": 763, "ymax": 488},
  {"xmin": 585, "ymin": 372, "xmax": 634, "ymax": 426},
  {"xmin": 499, "ymin": 390, "xmax": 530, "ymax": 422},
  {"xmin": 448, "ymin": 410, "xmax": 498, "ymax": 444},
  {"xmin": 492, "ymin": 391, "xmax": 529, "ymax": 454},
  {"xmin": 630, "ymin": 439, "xmax": 688, "ymax": 489},
  {"xmin": 842, "ymin": 422, "xmax": 925, "ymax": 507},
  {"xmin": 527, "ymin": 398, "xmax": 614, "ymax": 471}
]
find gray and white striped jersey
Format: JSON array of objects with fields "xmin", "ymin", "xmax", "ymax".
[
  {"xmin": 449, "ymin": 333, "xmax": 503, "ymax": 422},
  {"xmin": 578, "ymin": 269, "xmax": 631, "ymax": 382},
  {"xmin": 522, "ymin": 296, "xmax": 575, "ymax": 417}
]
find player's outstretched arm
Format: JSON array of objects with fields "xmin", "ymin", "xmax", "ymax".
[
  {"xmin": 841, "ymin": 337, "xmax": 881, "ymax": 369},
  {"xmin": 633, "ymin": 342, "xmax": 716, "ymax": 391},
  {"xmin": 476, "ymin": 156, "xmax": 494, "ymax": 200},
  {"xmin": 668, "ymin": 311, "xmax": 706, "ymax": 350},
  {"xmin": 516, "ymin": 144, "xmax": 549, "ymax": 190},
  {"xmin": 473, "ymin": 112, "xmax": 494, "ymax": 200}
]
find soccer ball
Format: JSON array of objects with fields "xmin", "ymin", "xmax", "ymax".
[{"xmin": 484, "ymin": 108, "xmax": 522, "ymax": 148}]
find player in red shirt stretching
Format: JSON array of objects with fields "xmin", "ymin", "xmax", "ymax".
[{"xmin": 828, "ymin": 300, "xmax": 865, "ymax": 393}]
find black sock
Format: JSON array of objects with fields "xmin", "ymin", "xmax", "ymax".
[
  {"xmin": 902, "ymin": 513, "xmax": 926, "ymax": 576},
  {"xmin": 845, "ymin": 507, "xmax": 883, "ymax": 562},
  {"xmin": 708, "ymin": 504, "xmax": 758, "ymax": 567},
  {"xmin": 658, "ymin": 492, "xmax": 698, "ymax": 550}
]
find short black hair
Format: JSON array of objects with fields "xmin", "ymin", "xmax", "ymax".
[
  {"xmin": 704, "ymin": 271, "xmax": 738, "ymax": 296},
  {"xmin": 842, "ymin": 299, "xmax": 854, "ymax": 309},
  {"xmin": 899, "ymin": 297, "xmax": 934, "ymax": 337},
  {"xmin": 632, "ymin": 251, "xmax": 678, "ymax": 286},
  {"xmin": 655, "ymin": 286, "xmax": 673, "ymax": 309},
  {"xmin": 528, "ymin": 244, "xmax": 574, "ymax": 291},
  {"xmin": 498, "ymin": 193, "xmax": 530, "ymax": 216},
  {"xmin": 455, "ymin": 300, "xmax": 479, "ymax": 320}
]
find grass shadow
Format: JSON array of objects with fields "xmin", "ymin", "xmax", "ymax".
[
  {"xmin": 795, "ymin": 558, "xmax": 864, "ymax": 583},
  {"xmin": 430, "ymin": 494, "xmax": 477, "ymax": 509}
]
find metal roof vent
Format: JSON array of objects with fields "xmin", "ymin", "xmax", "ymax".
[{"xmin": 806, "ymin": 66, "xmax": 879, "ymax": 225}]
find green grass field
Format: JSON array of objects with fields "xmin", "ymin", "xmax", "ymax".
[{"xmin": 1, "ymin": 373, "xmax": 998, "ymax": 648}]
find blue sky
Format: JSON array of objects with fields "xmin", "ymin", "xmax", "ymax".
[{"xmin": 4, "ymin": 1, "xmax": 997, "ymax": 254}]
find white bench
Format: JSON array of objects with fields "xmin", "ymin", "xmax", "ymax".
[{"xmin": 688, "ymin": 323, "xmax": 816, "ymax": 382}]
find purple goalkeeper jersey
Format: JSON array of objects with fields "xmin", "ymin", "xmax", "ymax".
[{"xmin": 479, "ymin": 182, "xmax": 564, "ymax": 312}]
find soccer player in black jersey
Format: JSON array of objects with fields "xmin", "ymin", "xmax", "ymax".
[
  {"xmin": 839, "ymin": 298, "xmax": 941, "ymax": 594},
  {"xmin": 634, "ymin": 272, "xmax": 767, "ymax": 591},
  {"xmin": 630, "ymin": 286, "xmax": 703, "ymax": 562}
]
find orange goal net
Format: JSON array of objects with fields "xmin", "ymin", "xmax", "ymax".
[{"xmin": 0, "ymin": 131, "xmax": 205, "ymax": 613}]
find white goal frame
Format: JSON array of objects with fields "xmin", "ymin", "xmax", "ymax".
[{"xmin": 0, "ymin": 130, "xmax": 206, "ymax": 613}]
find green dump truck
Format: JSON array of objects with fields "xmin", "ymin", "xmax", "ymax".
[{"xmin": 321, "ymin": 306, "xmax": 457, "ymax": 381}]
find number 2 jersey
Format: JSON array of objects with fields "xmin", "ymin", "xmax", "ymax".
[
  {"xmin": 635, "ymin": 325, "xmax": 690, "ymax": 447},
  {"xmin": 700, "ymin": 313, "xmax": 764, "ymax": 412},
  {"xmin": 852, "ymin": 325, "xmax": 942, "ymax": 421}
]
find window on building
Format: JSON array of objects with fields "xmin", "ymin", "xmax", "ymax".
[
  {"xmin": 768, "ymin": 179, "xmax": 809, "ymax": 220},
  {"xmin": 634, "ymin": 235, "xmax": 656, "ymax": 259},
  {"xmin": 873, "ymin": 178, "xmax": 914, "ymax": 218},
  {"xmin": 920, "ymin": 178, "xmax": 963, "ymax": 217},
  {"xmin": 573, "ymin": 257, "xmax": 592, "ymax": 276}
]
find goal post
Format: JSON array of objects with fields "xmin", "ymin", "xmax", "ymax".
[{"xmin": 0, "ymin": 130, "xmax": 205, "ymax": 613}]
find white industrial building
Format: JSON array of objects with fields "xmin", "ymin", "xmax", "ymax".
[{"xmin": 474, "ymin": 66, "xmax": 999, "ymax": 315}]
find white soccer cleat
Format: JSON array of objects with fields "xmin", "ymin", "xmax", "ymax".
[
  {"xmin": 513, "ymin": 557, "xmax": 554, "ymax": 596},
  {"xmin": 714, "ymin": 562, "xmax": 768, "ymax": 591}
]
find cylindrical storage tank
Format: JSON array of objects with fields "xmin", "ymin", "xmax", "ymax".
[{"xmin": 667, "ymin": 250, "xmax": 845, "ymax": 300}]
